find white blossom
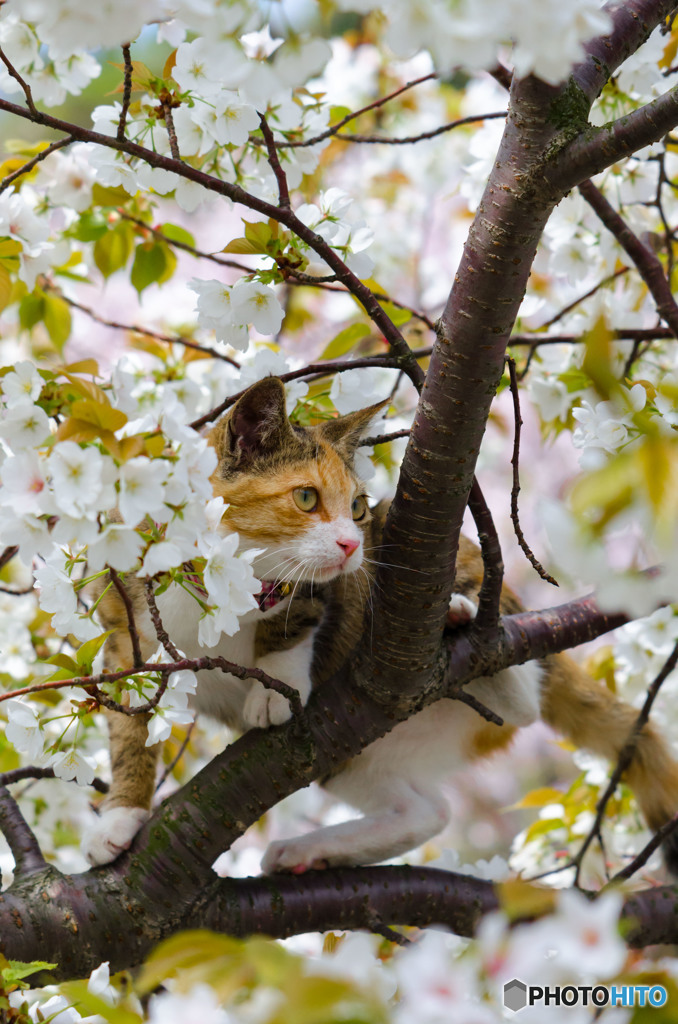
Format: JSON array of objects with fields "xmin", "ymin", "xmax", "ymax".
[{"xmin": 5, "ymin": 698, "xmax": 44, "ymax": 761}]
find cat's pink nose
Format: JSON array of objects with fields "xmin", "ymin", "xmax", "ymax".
[{"xmin": 337, "ymin": 538, "xmax": 359, "ymax": 558}]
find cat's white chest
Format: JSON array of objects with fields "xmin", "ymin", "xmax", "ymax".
[{"xmin": 154, "ymin": 583, "xmax": 258, "ymax": 725}]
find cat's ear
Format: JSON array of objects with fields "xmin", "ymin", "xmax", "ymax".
[
  {"xmin": 319, "ymin": 399, "xmax": 389, "ymax": 460},
  {"xmin": 211, "ymin": 377, "xmax": 294, "ymax": 467}
]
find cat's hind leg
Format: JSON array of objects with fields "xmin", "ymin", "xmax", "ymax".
[
  {"xmin": 82, "ymin": 579, "xmax": 159, "ymax": 866},
  {"xmin": 261, "ymin": 777, "xmax": 450, "ymax": 873}
]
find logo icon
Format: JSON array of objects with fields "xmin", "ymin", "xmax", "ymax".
[{"xmin": 504, "ymin": 979, "xmax": 527, "ymax": 1013}]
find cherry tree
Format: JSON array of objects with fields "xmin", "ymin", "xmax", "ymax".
[{"xmin": 0, "ymin": 0, "xmax": 678, "ymax": 1020}]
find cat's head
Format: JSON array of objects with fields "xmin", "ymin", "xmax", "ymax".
[{"xmin": 207, "ymin": 377, "xmax": 385, "ymax": 585}]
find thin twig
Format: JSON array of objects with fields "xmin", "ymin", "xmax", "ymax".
[
  {"xmin": 189, "ymin": 353, "xmax": 423, "ymax": 430},
  {"xmin": 0, "ymin": 785, "xmax": 46, "ymax": 875},
  {"xmin": 467, "ymin": 476, "xmax": 504, "ymax": 628},
  {"xmin": 0, "ymin": 765, "xmax": 108, "ymax": 794},
  {"xmin": 0, "ymin": 45, "xmax": 38, "ymax": 117},
  {"xmin": 606, "ymin": 812, "xmax": 678, "ymax": 885},
  {"xmin": 0, "ymin": 88, "xmax": 423, "ymax": 384},
  {"xmin": 50, "ymin": 288, "xmax": 240, "ymax": 367},
  {"xmin": 360, "ymin": 428, "xmax": 411, "ymax": 447},
  {"xmin": 539, "ymin": 267, "xmax": 629, "ymax": 329},
  {"xmin": 276, "ymin": 73, "xmax": 438, "ymax": 149},
  {"xmin": 573, "ymin": 639, "xmax": 678, "ymax": 886},
  {"xmin": 333, "ymin": 111, "xmax": 507, "ymax": 146},
  {"xmin": 117, "ymin": 44, "xmax": 133, "ymax": 142},
  {"xmin": 259, "ymin": 113, "xmax": 290, "ymax": 208},
  {"xmin": 0, "ymin": 582, "xmax": 34, "ymax": 595},
  {"xmin": 0, "ymin": 135, "xmax": 74, "ymax": 195},
  {"xmin": 448, "ymin": 685, "xmax": 504, "ymax": 726},
  {"xmin": 506, "ymin": 357, "xmax": 559, "ymax": 587},
  {"xmin": 579, "ymin": 177, "xmax": 678, "ymax": 338},
  {"xmin": 364, "ymin": 906, "xmax": 412, "ymax": 946},
  {"xmin": 145, "ymin": 577, "xmax": 180, "ymax": 661},
  {"xmin": 154, "ymin": 721, "xmax": 195, "ymax": 793},
  {"xmin": 161, "ymin": 98, "xmax": 181, "ymax": 160},
  {"xmin": 0, "ymin": 545, "xmax": 18, "ymax": 571},
  {"xmin": 0, "ymin": 655, "xmax": 304, "ymax": 717},
  {"xmin": 117, "ymin": 211, "xmax": 256, "ymax": 272},
  {"xmin": 109, "ymin": 568, "xmax": 143, "ymax": 668}
]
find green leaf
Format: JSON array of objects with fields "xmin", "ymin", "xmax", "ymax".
[
  {"xmin": 130, "ymin": 241, "xmax": 168, "ymax": 294},
  {"xmin": 320, "ymin": 322, "xmax": 370, "ymax": 360},
  {"xmin": 45, "ymin": 653, "xmax": 80, "ymax": 673},
  {"xmin": 160, "ymin": 222, "xmax": 195, "ymax": 248},
  {"xmin": 43, "ymin": 294, "xmax": 72, "ymax": 352},
  {"xmin": 2, "ymin": 959, "xmax": 57, "ymax": 986},
  {"xmin": 75, "ymin": 629, "xmax": 115, "ymax": 671},
  {"xmin": 71, "ymin": 212, "xmax": 108, "ymax": 243},
  {"xmin": 244, "ymin": 219, "xmax": 273, "ymax": 251},
  {"xmin": 19, "ymin": 289, "xmax": 45, "ymax": 331},
  {"xmin": 94, "ymin": 224, "xmax": 134, "ymax": 278}
]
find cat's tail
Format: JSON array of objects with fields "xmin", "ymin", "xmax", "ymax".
[{"xmin": 541, "ymin": 651, "xmax": 678, "ymax": 872}]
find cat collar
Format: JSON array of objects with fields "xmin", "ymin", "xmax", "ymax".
[{"xmin": 183, "ymin": 564, "xmax": 290, "ymax": 612}]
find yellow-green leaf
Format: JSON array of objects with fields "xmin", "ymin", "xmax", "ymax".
[
  {"xmin": 60, "ymin": 359, "xmax": 100, "ymax": 378},
  {"xmin": 498, "ymin": 878, "xmax": 557, "ymax": 921},
  {"xmin": 69, "ymin": 399, "xmax": 127, "ymax": 431},
  {"xmin": 320, "ymin": 322, "xmax": 370, "ymax": 360},
  {"xmin": 0, "ymin": 264, "xmax": 12, "ymax": 314},
  {"xmin": 509, "ymin": 786, "xmax": 566, "ymax": 810},
  {"xmin": 94, "ymin": 224, "xmax": 134, "ymax": 277},
  {"xmin": 43, "ymin": 294, "xmax": 72, "ymax": 352},
  {"xmin": 222, "ymin": 237, "xmax": 260, "ymax": 255},
  {"xmin": 76, "ymin": 630, "xmax": 115, "ymax": 671},
  {"xmin": 581, "ymin": 318, "xmax": 618, "ymax": 400},
  {"xmin": 92, "ymin": 183, "xmax": 131, "ymax": 207}
]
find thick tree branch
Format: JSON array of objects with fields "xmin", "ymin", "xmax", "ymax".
[
  {"xmin": 0, "ymin": 785, "xmax": 46, "ymax": 876},
  {"xmin": 575, "ymin": 0, "xmax": 678, "ymax": 106},
  {"xmin": 552, "ymin": 85, "xmax": 678, "ymax": 192}
]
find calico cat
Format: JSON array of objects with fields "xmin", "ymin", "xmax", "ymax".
[{"xmin": 84, "ymin": 376, "xmax": 678, "ymax": 874}]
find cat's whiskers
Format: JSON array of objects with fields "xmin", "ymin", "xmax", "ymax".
[
  {"xmin": 361, "ymin": 555, "xmax": 428, "ymax": 575},
  {"xmin": 284, "ymin": 557, "xmax": 318, "ymax": 635}
]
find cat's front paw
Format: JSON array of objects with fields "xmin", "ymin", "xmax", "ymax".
[
  {"xmin": 82, "ymin": 806, "xmax": 149, "ymax": 866},
  {"xmin": 262, "ymin": 838, "xmax": 329, "ymax": 875},
  {"xmin": 243, "ymin": 682, "xmax": 291, "ymax": 729},
  {"xmin": 446, "ymin": 593, "xmax": 478, "ymax": 627}
]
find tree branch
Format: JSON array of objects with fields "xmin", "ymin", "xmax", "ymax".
[
  {"xmin": 579, "ymin": 177, "xmax": 678, "ymax": 338},
  {"xmin": 0, "ymin": 785, "xmax": 46, "ymax": 876},
  {"xmin": 259, "ymin": 113, "xmax": 290, "ymax": 208},
  {"xmin": 553, "ymin": 85, "xmax": 678, "ymax": 191},
  {"xmin": 0, "ymin": 136, "xmax": 74, "ymax": 195},
  {"xmin": 507, "ymin": 356, "xmax": 559, "ymax": 586},
  {"xmin": 0, "ymin": 91, "xmax": 422, "ymax": 385},
  {"xmin": 117, "ymin": 43, "xmax": 133, "ymax": 142}
]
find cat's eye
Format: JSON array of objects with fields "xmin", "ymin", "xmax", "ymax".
[
  {"xmin": 351, "ymin": 495, "xmax": 367, "ymax": 521},
  {"xmin": 293, "ymin": 486, "xmax": 319, "ymax": 512}
]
